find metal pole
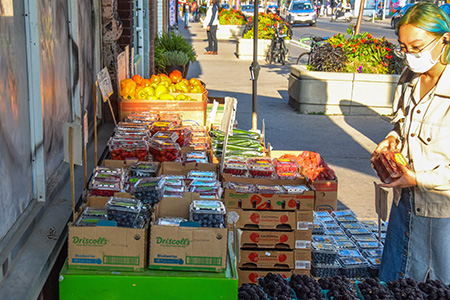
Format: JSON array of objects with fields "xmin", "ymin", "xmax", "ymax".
[{"xmin": 251, "ymin": 0, "xmax": 260, "ymax": 131}]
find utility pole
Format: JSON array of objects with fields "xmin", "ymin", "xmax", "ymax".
[{"xmin": 355, "ymin": 0, "xmax": 365, "ymax": 35}]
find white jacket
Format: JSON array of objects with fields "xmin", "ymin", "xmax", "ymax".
[
  {"xmin": 203, "ymin": 4, "xmax": 219, "ymax": 28},
  {"xmin": 388, "ymin": 66, "xmax": 450, "ymax": 217}
]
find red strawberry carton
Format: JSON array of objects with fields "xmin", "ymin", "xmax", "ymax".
[
  {"xmin": 227, "ymin": 208, "xmax": 295, "ymax": 231},
  {"xmin": 371, "ymin": 150, "xmax": 408, "ymax": 184},
  {"xmin": 238, "ymin": 269, "xmax": 293, "ymax": 286},
  {"xmin": 239, "ymin": 229, "xmax": 295, "ymax": 249},
  {"xmin": 238, "ymin": 249, "xmax": 294, "ymax": 269}
]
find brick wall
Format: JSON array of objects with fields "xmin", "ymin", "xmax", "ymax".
[{"xmin": 117, "ymin": 0, "xmax": 134, "ymax": 49}]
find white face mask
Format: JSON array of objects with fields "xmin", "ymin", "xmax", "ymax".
[{"xmin": 404, "ymin": 38, "xmax": 444, "ymax": 73}]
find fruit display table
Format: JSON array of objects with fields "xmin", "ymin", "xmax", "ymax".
[{"xmin": 59, "ymin": 249, "xmax": 238, "ymax": 300}]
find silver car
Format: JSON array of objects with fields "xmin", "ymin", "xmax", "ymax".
[{"xmin": 286, "ymin": 1, "xmax": 317, "ymax": 26}]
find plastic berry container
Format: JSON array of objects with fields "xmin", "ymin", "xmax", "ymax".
[
  {"xmin": 367, "ymin": 257, "xmax": 382, "ymax": 278},
  {"xmin": 148, "ymin": 139, "xmax": 181, "ymax": 162},
  {"xmin": 361, "ymin": 248, "xmax": 383, "ymax": 259},
  {"xmin": 189, "ymin": 200, "xmax": 226, "ymax": 228},
  {"xmin": 89, "ymin": 180, "xmax": 123, "ymax": 197},
  {"xmin": 159, "ymin": 112, "xmax": 182, "ymax": 126},
  {"xmin": 105, "ymin": 197, "xmax": 142, "ymax": 228},
  {"xmin": 312, "ymin": 235, "xmax": 335, "ymax": 244},
  {"xmin": 129, "ymin": 161, "xmax": 159, "ymax": 177},
  {"xmin": 282, "ymin": 185, "xmax": 309, "ymax": 194},
  {"xmin": 126, "ymin": 111, "xmax": 159, "ymax": 122},
  {"xmin": 371, "ymin": 150, "xmax": 408, "ymax": 184},
  {"xmin": 93, "ymin": 167, "xmax": 124, "ymax": 183},
  {"xmin": 334, "ymin": 215, "xmax": 359, "ymax": 224},
  {"xmin": 169, "ymin": 126, "xmax": 192, "ymax": 146},
  {"xmin": 131, "ymin": 177, "xmax": 166, "ymax": 206},
  {"xmin": 150, "ymin": 121, "xmax": 176, "ymax": 135},
  {"xmin": 156, "ymin": 217, "xmax": 187, "ymax": 226},
  {"xmin": 346, "ymin": 228, "xmax": 374, "ymax": 236},
  {"xmin": 350, "ymin": 234, "xmax": 378, "ymax": 243},
  {"xmin": 187, "ymin": 170, "xmax": 217, "ymax": 181},
  {"xmin": 312, "ymin": 242, "xmax": 339, "ymax": 265},
  {"xmin": 333, "ymin": 235, "xmax": 352, "ymax": 243},
  {"xmin": 108, "ymin": 137, "xmax": 149, "ymax": 161},
  {"xmin": 255, "ymin": 184, "xmax": 284, "ymax": 194},
  {"xmin": 223, "ymin": 162, "xmax": 248, "ymax": 176},
  {"xmin": 189, "ymin": 137, "xmax": 209, "ymax": 151},
  {"xmin": 324, "ymin": 221, "xmax": 340, "ymax": 230},
  {"xmin": 273, "ymin": 158, "xmax": 299, "ymax": 173},
  {"xmin": 226, "ymin": 182, "xmax": 256, "ymax": 193},
  {"xmin": 185, "ymin": 151, "xmax": 208, "ymax": 164},
  {"xmin": 356, "ymin": 241, "xmax": 383, "ymax": 250},
  {"xmin": 324, "ymin": 228, "xmax": 346, "ymax": 236},
  {"xmin": 338, "ymin": 249, "xmax": 363, "ymax": 258},
  {"xmin": 338, "ymin": 256, "xmax": 369, "ymax": 279},
  {"xmin": 164, "ymin": 175, "xmax": 186, "ymax": 187},
  {"xmin": 311, "ymin": 261, "xmax": 341, "ymax": 278},
  {"xmin": 313, "ymin": 218, "xmax": 326, "ymax": 235},
  {"xmin": 190, "ymin": 186, "xmax": 221, "ymax": 199},
  {"xmin": 335, "ymin": 240, "xmax": 358, "ymax": 251},
  {"xmin": 152, "ymin": 131, "xmax": 179, "ymax": 143},
  {"xmin": 163, "ymin": 185, "xmax": 185, "ymax": 197},
  {"xmin": 247, "ymin": 157, "xmax": 275, "ymax": 178},
  {"xmin": 315, "ymin": 211, "xmax": 332, "ymax": 218},
  {"xmin": 190, "ymin": 126, "xmax": 207, "ymax": 137}
]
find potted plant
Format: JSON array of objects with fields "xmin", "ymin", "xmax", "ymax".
[
  {"xmin": 289, "ymin": 28, "xmax": 404, "ymax": 115},
  {"xmin": 217, "ymin": 8, "xmax": 247, "ymax": 40},
  {"xmin": 155, "ymin": 32, "xmax": 197, "ymax": 77},
  {"xmin": 163, "ymin": 50, "xmax": 191, "ymax": 75},
  {"xmin": 236, "ymin": 12, "xmax": 292, "ymax": 60}
]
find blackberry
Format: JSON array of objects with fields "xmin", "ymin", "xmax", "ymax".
[
  {"xmin": 259, "ymin": 273, "xmax": 295, "ymax": 299},
  {"xmin": 358, "ymin": 278, "xmax": 394, "ymax": 299},
  {"xmin": 318, "ymin": 276, "xmax": 357, "ymax": 300},
  {"xmin": 387, "ymin": 278, "xmax": 426, "ymax": 300},
  {"xmin": 238, "ymin": 283, "xmax": 267, "ymax": 300},
  {"xmin": 289, "ymin": 274, "xmax": 325, "ymax": 299},
  {"xmin": 418, "ymin": 278, "xmax": 450, "ymax": 300}
]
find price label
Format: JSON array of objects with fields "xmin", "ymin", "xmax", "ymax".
[{"xmin": 96, "ymin": 68, "xmax": 113, "ymax": 102}]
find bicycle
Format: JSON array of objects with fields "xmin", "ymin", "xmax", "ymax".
[
  {"xmin": 266, "ymin": 25, "xmax": 289, "ymax": 65},
  {"xmin": 296, "ymin": 34, "xmax": 328, "ymax": 65}
]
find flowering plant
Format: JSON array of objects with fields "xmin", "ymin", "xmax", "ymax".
[
  {"xmin": 311, "ymin": 27, "xmax": 403, "ymax": 74},
  {"xmin": 219, "ymin": 8, "xmax": 247, "ymax": 25},
  {"xmin": 242, "ymin": 12, "xmax": 291, "ymax": 40}
]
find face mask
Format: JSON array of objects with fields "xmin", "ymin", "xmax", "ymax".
[{"xmin": 404, "ymin": 38, "xmax": 444, "ymax": 73}]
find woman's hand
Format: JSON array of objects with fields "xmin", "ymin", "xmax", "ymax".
[
  {"xmin": 373, "ymin": 136, "xmax": 398, "ymax": 154},
  {"xmin": 379, "ymin": 163, "xmax": 417, "ymax": 188},
  {"xmin": 207, "ymin": 25, "xmax": 210, "ymax": 31}
]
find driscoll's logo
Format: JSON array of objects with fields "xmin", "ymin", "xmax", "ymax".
[
  {"xmin": 156, "ymin": 237, "xmax": 190, "ymax": 246},
  {"xmin": 72, "ymin": 236, "xmax": 108, "ymax": 246}
]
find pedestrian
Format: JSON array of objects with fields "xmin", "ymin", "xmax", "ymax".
[
  {"xmin": 203, "ymin": 0, "xmax": 219, "ymax": 55},
  {"xmin": 373, "ymin": 2, "xmax": 450, "ymax": 284},
  {"xmin": 192, "ymin": 0, "xmax": 198, "ymax": 22},
  {"xmin": 184, "ymin": 1, "xmax": 190, "ymax": 28}
]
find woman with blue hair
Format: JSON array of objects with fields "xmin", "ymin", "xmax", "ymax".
[{"xmin": 373, "ymin": 1, "xmax": 450, "ymax": 283}]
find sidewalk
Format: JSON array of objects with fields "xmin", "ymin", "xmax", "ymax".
[{"xmin": 178, "ymin": 20, "xmax": 394, "ymax": 220}]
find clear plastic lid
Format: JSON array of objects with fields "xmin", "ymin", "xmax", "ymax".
[
  {"xmin": 82, "ymin": 207, "xmax": 108, "ymax": 218},
  {"xmin": 164, "ymin": 176, "xmax": 185, "ymax": 187},
  {"xmin": 334, "ymin": 215, "xmax": 359, "ymax": 223},
  {"xmin": 331, "ymin": 210, "xmax": 357, "ymax": 218},
  {"xmin": 324, "ymin": 221, "xmax": 341, "ymax": 230},
  {"xmin": 223, "ymin": 162, "xmax": 248, "ymax": 176},
  {"xmin": 371, "ymin": 150, "xmax": 407, "ymax": 184},
  {"xmin": 339, "ymin": 256, "xmax": 368, "ymax": 267},
  {"xmin": 313, "ymin": 218, "xmax": 326, "ymax": 235},
  {"xmin": 282, "ymin": 185, "xmax": 309, "ymax": 194},
  {"xmin": 129, "ymin": 161, "xmax": 159, "ymax": 177},
  {"xmin": 276, "ymin": 171, "xmax": 300, "ymax": 180},
  {"xmin": 273, "ymin": 158, "xmax": 299, "ymax": 173},
  {"xmin": 324, "ymin": 228, "xmax": 346, "ymax": 236},
  {"xmin": 156, "ymin": 217, "xmax": 187, "ymax": 226},
  {"xmin": 169, "ymin": 126, "xmax": 193, "ymax": 146},
  {"xmin": 93, "ymin": 166, "xmax": 124, "ymax": 179},
  {"xmin": 189, "ymin": 179, "xmax": 219, "ymax": 187},
  {"xmin": 152, "ymin": 131, "xmax": 179, "ymax": 143},
  {"xmin": 150, "ymin": 121, "xmax": 176, "ymax": 135},
  {"xmin": 312, "ymin": 242, "xmax": 338, "ymax": 254},
  {"xmin": 312, "ymin": 235, "xmax": 335, "ymax": 243},
  {"xmin": 362, "ymin": 249, "xmax": 383, "ymax": 258},
  {"xmin": 346, "ymin": 228, "xmax": 373, "ymax": 236},
  {"xmin": 159, "ymin": 112, "xmax": 182, "ymax": 126},
  {"xmin": 190, "ymin": 200, "xmax": 226, "ymax": 214},
  {"xmin": 190, "ymin": 186, "xmax": 221, "ymax": 198},
  {"xmin": 116, "ymin": 121, "xmax": 151, "ymax": 132},
  {"xmin": 75, "ymin": 215, "xmax": 108, "ymax": 227},
  {"xmin": 255, "ymin": 184, "xmax": 284, "ymax": 194},
  {"xmin": 335, "ymin": 241, "xmax": 357, "ymax": 250},
  {"xmin": 187, "ymin": 170, "xmax": 217, "ymax": 180},
  {"xmin": 164, "ymin": 185, "xmax": 185, "ymax": 194},
  {"xmin": 340, "ymin": 222, "xmax": 365, "ymax": 230},
  {"xmin": 357, "ymin": 241, "xmax": 382, "ymax": 249},
  {"xmin": 148, "ymin": 139, "xmax": 181, "ymax": 162},
  {"xmin": 132, "ymin": 177, "xmax": 165, "ymax": 191},
  {"xmin": 89, "ymin": 180, "xmax": 123, "ymax": 192},
  {"xmin": 185, "ymin": 151, "xmax": 208, "ymax": 162},
  {"xmin": 350, "ymin": 235, "xmax": 378, "ymax": 243},
  {"xmin": 314, "ymin": 211, "xmax": 331, "ymax": 218},
  {"xmin": 338, "ymin": 249, "xmax": 362, "ymax": 258},
  {"xmin": 225, "ymin": 156, "xmax": 247, "ymax": 164},
  {"xmin": 333, "ymin": 236, "xmax": 351, "ymax": 242},
  {"xmin": 106, "ymin": 197, "xmax": 142, "ymax": 212},
  {"xmin": 126, "ymin": 111, "xmax": 160, "ymax": 122},
  {"xmin": 226, "ymin": 182, "xmax": 255, "ymax": 193},
  {"xmin": 247, "ymin": 157, "xmax": 275, "ymax": 178}
]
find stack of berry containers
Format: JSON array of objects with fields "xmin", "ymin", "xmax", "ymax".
[
  {"xmin": 126, "ymin": 111, "xmax": 159, "ymax": 123},
  {"xmin": 151, "ymin": 131, "xmax": 179, "ymax": 143},
  {"xmin": 89, "ymin": 167, "xmax": 125, "ymax": 196},
  {"xmin": 338, "ymin": 256, "xmax": 369, "ymax": 279},
  {"xmin": 114, "ymin": 122, "xmax": 151, "ymax": 138},
  {"xmin": 223, "ymin": 156, "xmax": 248, "ymax": 176},
  {"xmin": 187, "ymin": 170, "xmax": 221, "ymax": 199},
  {"xmin": 148, "ymin": 139, "xmax": 181, "ymax": 162},
  {"xmin": 273, "ymin": 158, "xmax": 299, "ymax": 179},
  {"xmin": 189, "ymin": 200, "xmax": 226, "ymax": 228},
  {"xmin": 131, "ymin": 177, "xmax": 166, "ymax": 206},
  {"xmin": 247, "ymin": 157, "xmax": 275, "ymax": 178},
  {"xmin": 128, "ymin": 161, "xmax": 159, "ymax": 178},
  {"xmin": 150, "ymin": 121, "xmax": 176, "ymax": 135},
  {"xmin": 105, "ymin": 197, "xmax": 142, "ymax": 228},
  {"xmin": 163, "ymin": 175, "xmax": 185, "ymax": 197},
  {"xmin": 75, "ymin": 207, "xmax": 108, "ymax": 227},
  {"xmin": 108, "ymin": 136, "xmax": 149, "ymax": 161},
  {"xmin": 184, "ymin": 151, "xmax": 209, "ymax": 163},
  {"xmin": 168, "ymin": 125, "xmax": 192, "ymax": 147},
  {"xmin": 189, "ymin": 136, "xmax": 209, "ymax": 151},
  {"xmin": 159, "ymin": 112, "xmax": 182, "ymax": 126}
]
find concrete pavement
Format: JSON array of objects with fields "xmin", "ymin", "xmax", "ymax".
[{"xmin": 178, "ymin": 19, "xmax": 395, "ymax": 221}]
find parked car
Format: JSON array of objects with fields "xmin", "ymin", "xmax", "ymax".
[
  {"xmin": 391, "ymin": 3, "xmax": 415, "ymax": 29},
  {"xmin": 241, "ymin": 4, "xmax": 254, "ymax": 17},
  {"xmin": 258, "ymin": 4, "xmax": 265, "ymax": 13},
  {"xmin": 267, "ymin": 4, "xmax": 280, "ymax": 14},
  {"xmin": 285, "ymin": 1, "xmax": 316, "ymax": 26},
  {"xmin": 220, "ymin": 3, "xmax": 230, "ymax": 9}
]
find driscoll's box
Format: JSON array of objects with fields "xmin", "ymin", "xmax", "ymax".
[
  {"xmin": 149, "ymin": 193, "xmax": 228, "ymax": 272},
  {"xmin": 68, "ymin": 196, "xmax": 148, "ymax": 271}
]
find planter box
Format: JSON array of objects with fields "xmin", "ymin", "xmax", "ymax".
[
  {"xmin": 288, "ymin": 65, "xmax": 400, "ymax": 116},
  {"xmin": 236, "ymin": 38, "xmax": 290, "ymax": 61},
  {"xmin": 217, "ymin": 24, "xmax": 246, "ymax": 40}
]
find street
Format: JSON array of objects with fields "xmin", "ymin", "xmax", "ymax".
[{"xmin": 287, "ymin": 17, "xmax": 398, "ymax": 64}]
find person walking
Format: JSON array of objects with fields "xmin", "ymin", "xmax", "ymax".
[
  {"xmin": 203, "ymin": 0, "xmax": 219, "ymax": 55},
  {"xmin": 184, "ymin": 1, "xmax": 190, "ymax": 28},
  {"xmin": 373, "ymin": 2, "xmax": 450, "ymax": 284},
  {"xmin": 192, "ymin": 0, "xmax": 198, "ymax": 22}
]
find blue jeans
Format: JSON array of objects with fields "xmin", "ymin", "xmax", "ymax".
[
  {"xmin": 184, "ymin": 12, "xmax": 189, "ymax": 27},
  {"xmin": 379, "ymin": 188, "xmax": 450, "ymax": 284}
]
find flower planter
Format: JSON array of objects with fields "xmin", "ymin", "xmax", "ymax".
[
  {"xmin": 217, "ymin": 24, "xmax": 246, "ymax": 40},
  {"xmin": 236, "ymin": 38, "xmax": 290, "ymax": 61},
  {"xmin": 288, "ymin": 65, "xmax": 400, "ymax": 115}
]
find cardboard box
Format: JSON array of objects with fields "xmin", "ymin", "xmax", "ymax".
[
  {"xmin": 294, "ymin": 230, "xmax": 312, "ymax": 249},
  {"xmin": 238, "ymin": 269, "xmax": 292, "ymax": 286},
  {"xmin": 227, "ymin": 208, "xmax": 296, "ymax": 231},
  {"xmin": 294, "ymin": 249, "xmax": 311, "ymax": 270},
  {"xmin": 238, "ymin": 229, "xmax": 295, "ymax": 250},
  {"xmin": 118, "ymin": 96, "xmax": 208, "ymax": 124},
  {"xmin": 161, "ymin": 161, "xmax": 219, "ymax": 176},
  {"xmin": 296, "ymin": 210, "xmax": 313, "ymax": 232},
  {"xmin": 239, "ymin": 250, "xmax": 294, "ymax": 269},
  {"xmin": 101, "ymin": 159, "xmax": 140, "ymax": 168},
  {"xmin": 292, "ymin": 269, "xmax": 311, "ymax": 276},
  {"xmin": 149, "ymin": 193, "xmax": 228, "ymax": 272},
  {"xmin": 270, "ymin": 150, "xmax": 338, "ymax": 212},
  {"xmin": 68, "ymin": 196, "xmax": 148, "ymax": 271}
]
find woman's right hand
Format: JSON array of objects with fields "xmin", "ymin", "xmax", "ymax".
[{"xmin": 373, "ymin": 135, "xmax": 398, "ymax": 154}]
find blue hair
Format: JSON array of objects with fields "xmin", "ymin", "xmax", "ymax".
[{"xmin": 397, "ymin": 2, "xmax": 450, "ymax": 63}]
